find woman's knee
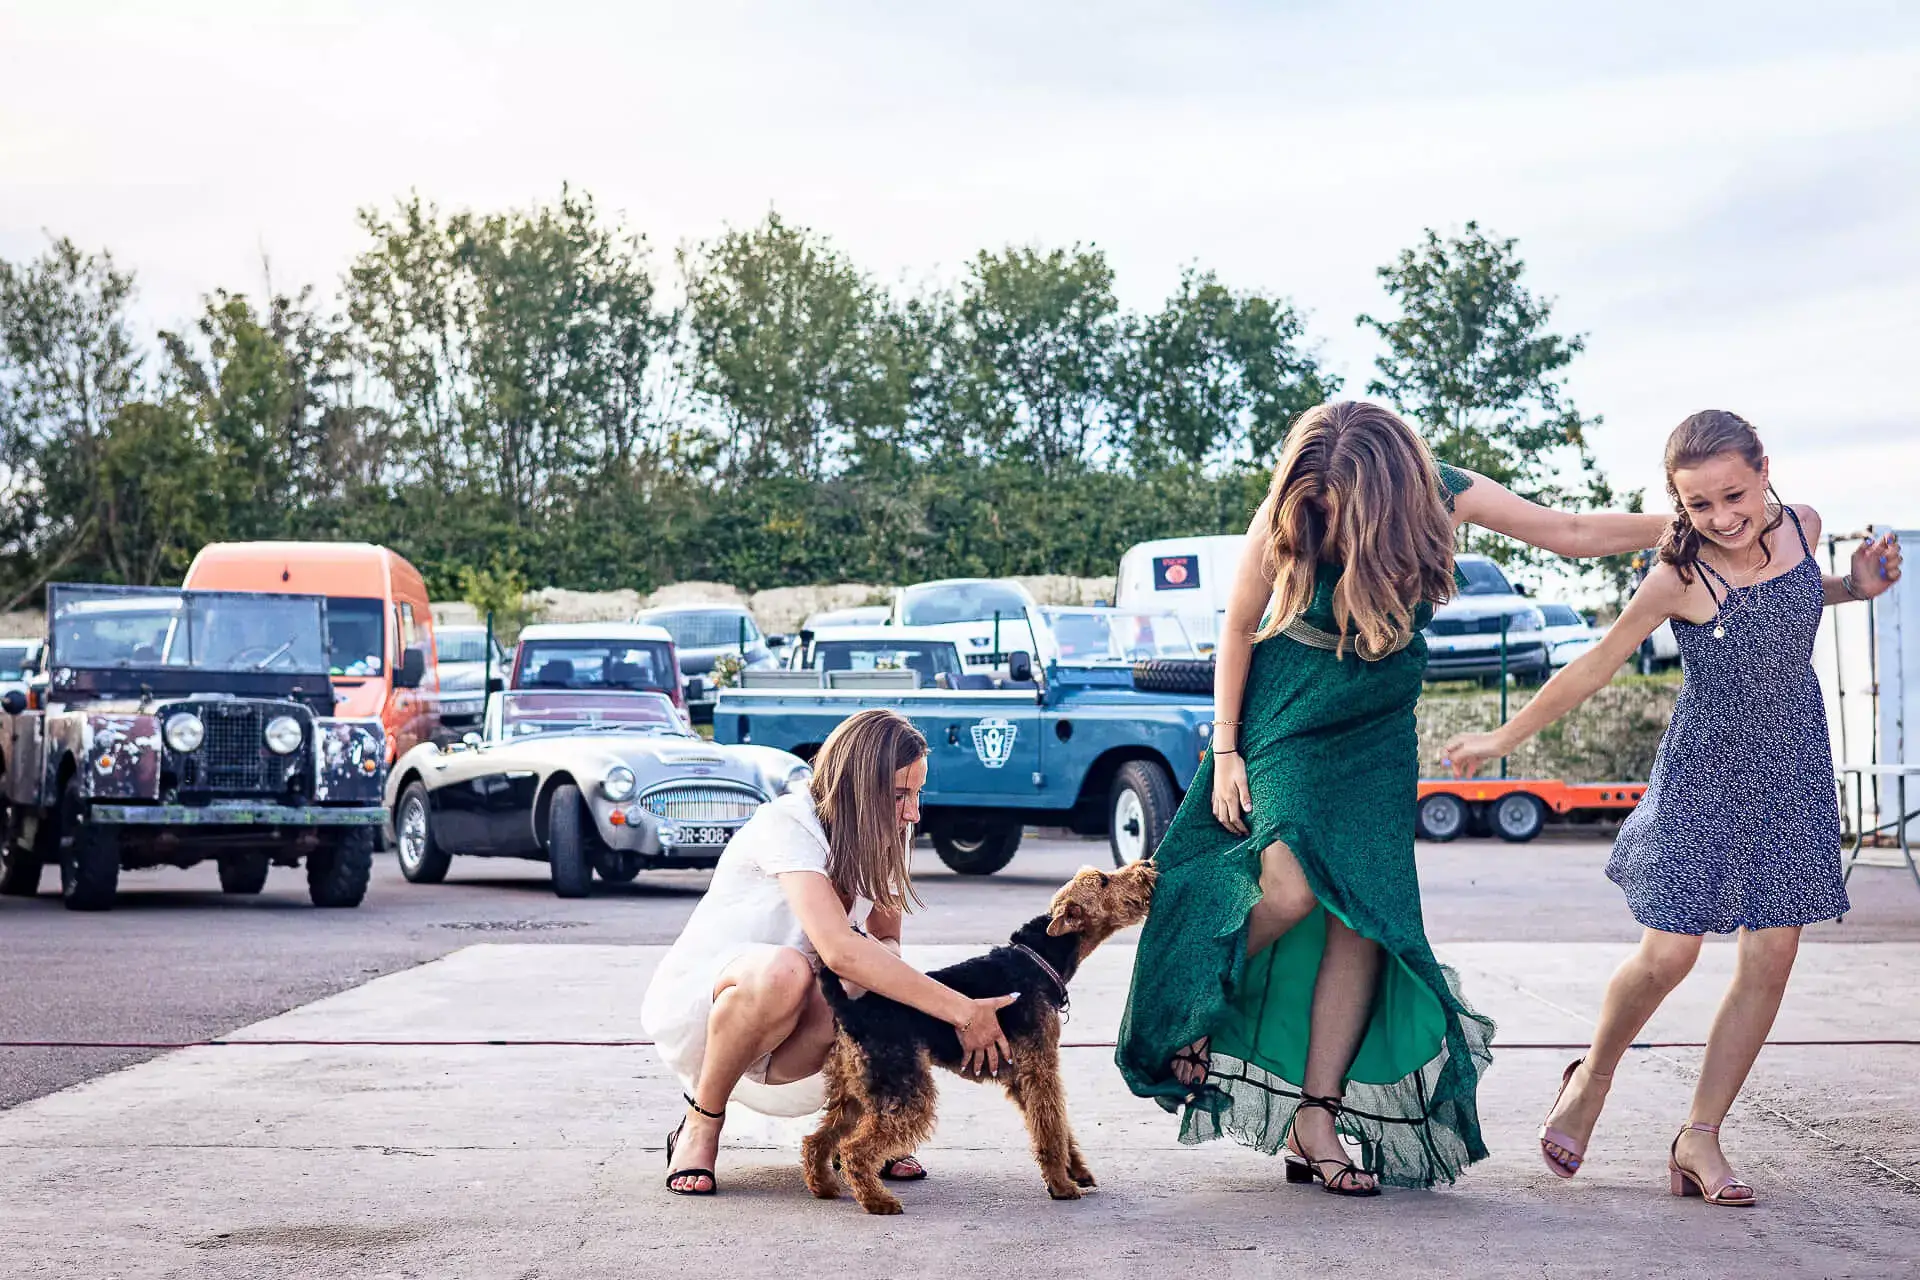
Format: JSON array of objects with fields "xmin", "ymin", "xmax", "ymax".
[
  {"xmin": 1737, "ymin": 926, "xmax": 1801, "ymax": 984},
  {"xmin": 719, "ymin": 948, "xmax": 816, "ymax": 1017},
  {"xmin": 1256, "ymin": 842, "xmax": 1317, "ymax": 922},
  {"xmin": 1637, "ymin": 929, "xmax": 1703, "ymax": 987}
]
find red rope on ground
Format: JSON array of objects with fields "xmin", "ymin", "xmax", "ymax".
[{"xmin": 3, "ymin": 1038, "xmax": 1918, "ymax": 1050}]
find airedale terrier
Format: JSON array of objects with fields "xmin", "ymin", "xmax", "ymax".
[{"xmin": 801, "ymin": 859, "xmax": 1157, "ymax": 1214}]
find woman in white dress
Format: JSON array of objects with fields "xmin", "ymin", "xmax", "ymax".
[{"xmin": 641, "ymin": 708, "xmax": 1018, "ymax": 1195}]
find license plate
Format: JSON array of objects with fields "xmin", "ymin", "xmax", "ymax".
[
  {"xmin": 677, "ymin": 825, "xmax": 736, "ymax": 847},
  {"xmin": 443, "ymin": 699, "xmax": 483, "ymax": 716}
]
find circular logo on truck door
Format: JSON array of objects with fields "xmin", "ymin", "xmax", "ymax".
[{"xmin": 970, "ymin": 718, "xmax": 1019, "ymax": 769}]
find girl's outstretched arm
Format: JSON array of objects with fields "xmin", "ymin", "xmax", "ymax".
[
  {"xmin": 1443, "ymin": 566, "xmax": 1687, "ymax": 777},
  {"xmin": 1449, "ymin": 469, "xmax": 1669, "ymax": 559},
  {"xmin": 1794, "ymin": 506, "xmax": 1904, "ymax": 606}
]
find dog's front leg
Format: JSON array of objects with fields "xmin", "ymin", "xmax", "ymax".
[
  {"xmin": 838, "ymin": 1112, "xmax": 907, "ymax": 1215},
  {"xmin": 1066, "ymin": 1133, "xmax": 1096, "ymax": 1189},
  {"xmin": 1004, "ymin": 1063, "xmax": 1082, "ymax": 1201}
]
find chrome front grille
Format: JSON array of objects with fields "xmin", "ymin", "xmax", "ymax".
[{"xmin": 641, "ymin": 784, "xmax": 762, "ymax": 822}]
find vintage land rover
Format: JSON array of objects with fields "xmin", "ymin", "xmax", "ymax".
[{"xmin": 0, "ymin": 584, "xmax": 389, "ymax": 910}]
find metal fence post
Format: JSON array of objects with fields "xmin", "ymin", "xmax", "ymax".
[{"xmin": 1499, "ymin": 614, "xmax": 1510, "ymax": 779}]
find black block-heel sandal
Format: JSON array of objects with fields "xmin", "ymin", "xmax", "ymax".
[
  {"xmin": 665, "ymin": 1093, "xmax": 725, "ymax": 1196},
  {"xmin": 1283, "ymin": 1094, "xmax": 1380, "ymax": 1198}
]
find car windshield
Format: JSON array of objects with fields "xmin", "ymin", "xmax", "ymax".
[
  {"xmin": 1040, "ymin": 608, "xmax": 1198, "ymax": 664},
  {"xmin": 497, "ymin": 690, "xmax": 688, "ymax": 738},
  {"xmin": 813, "ymin": 641, "xmax": 962, "ymax": 684},
  {"xmin": 49, "ymin": 585, "xmax": 330, "ymax": 672},
  {"xmin": 0, "ymin": 642, "xmax": 35, "ymax": 680},
  {"xmin": 1455, "ymin": 559, "xmax": 1514, "ymax": 596},
  {"xmin": 900, "ymin": 582, "xmax": 1029, "ymax": 627},
  {"xmin": 515, "ymin": 640, "xmax": 677, "ymax": 692},
  {"xmin": 1539, "ymin": 604, "xmax": 1583, "ymax": 627},
  {"xmin": 647, "ymin": 611, "xmax": 757, "ymax": 649},
  {"xmin": 436, "ymin": 629, "xmax": 497, "ymax": 664},
  {"xmin": 325, "ymin": 596, "xmax": 387, "ymax": 677}
]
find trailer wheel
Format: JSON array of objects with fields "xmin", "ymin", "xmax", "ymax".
[
  {"xmin": 930, "ymin": 816, "xmax": 1022, "ymax": 875},
  {"xmin": 1415, "ymin": 792, "xmax": 1468, "ymax": 843},
  {"xmin": 1493, "ymin": 792, "xmax": 1547, "ymax": 843},
  {"xmin": 1109, "ymin": 760, "xmax": 1175, "ymax": 866}
]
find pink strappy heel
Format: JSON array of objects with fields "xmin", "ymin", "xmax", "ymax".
[
  {"xmin": 1538, "ymin": 1058, "xmax": 1608, "ymax": 1179},
  {"xmin": 1668, "ymin": 1122, "xmax": 1756, "ymax": 1206}
]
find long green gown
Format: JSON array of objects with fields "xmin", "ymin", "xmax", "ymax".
[{"xmin": 1115, "ymin": 463, "xmax": 1494, "ymax": 1189}]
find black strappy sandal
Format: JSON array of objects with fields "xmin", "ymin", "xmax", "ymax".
[
  {"xmin": 1170, "ymin": 1039, "xmax": 1211, "ymax": 1088},
  {"xmin": 665, "ymin": 1093, "xmax": 724, "ymax": 1196},
  {"xmin": 1283, "ymin": 1095, "xmax": 1380, "ymax": 1198}
]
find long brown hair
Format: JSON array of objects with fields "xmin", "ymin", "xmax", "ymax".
[
  {"xmin": 1656, "ymin": 410, "xmax": 1782, "ymax": 586},
  {"xmin": 808, "ymin": 708, "xmax": 927, "ymax": 913},
  {"xmin": 1252, "ymin": 400, "xmax": 1458, "ymax": 659}
]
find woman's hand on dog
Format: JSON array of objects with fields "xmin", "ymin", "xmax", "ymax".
[
  {"xmin": 956, "ymin": 993, "xmax": 1018, "ymax": 1076},
  {"xmin": 1211, "ymin": 751, "xmax": 1253, "ymax": 835}
]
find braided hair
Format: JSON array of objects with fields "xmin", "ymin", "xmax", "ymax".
[{"xmin": 1656, "ymin": 410, "xmax": 1783, "ymax": 586}]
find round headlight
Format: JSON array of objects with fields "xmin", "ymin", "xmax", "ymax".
[
  {"xmin": 263, "ymin": 715, "xmax": 303, "ymax": 755},
  {"xmin": 602, "ymin": 765, "xmax": 637, "ymax": 802},
  {"xmin": 779, "ymin": 763, "xmax": 814, "ymax": 796},
  {"xmin": 164, "ymin": 712, "xmax": 204, "ymax": 754}
]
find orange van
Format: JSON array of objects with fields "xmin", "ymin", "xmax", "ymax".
[{"xmin": 183, "ymin": 542, "xmax": 442, "ymax": 760}]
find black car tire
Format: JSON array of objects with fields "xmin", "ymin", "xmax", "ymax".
[
  {"xmin": 1132, "ymin": 658, "xmax": 1215, "ymax": 696},
  {"xmin": 395, "ymin": 782, "xmax": 452, "ymax": 884},
  {"xmin": 929, "ymin": 815, "xmax": 1022, "ymax": 876},
  {"xmin": 1493, "ymin": 791, "xmax": 1547, "ymax": 843},
  {"xmin": 218, "ymin": 854, "xmax": 271, "ymax": 895},
  {"xmin": 547, "ymin": 783, "xmax": 592, "ymax": 898},
  {"xmin": 1108, "ymin": 759, "xmax": 1176, "ymax": 867},
  {"xmin": 1415, "ymin": 792, "xmax": 1468, "ymax": 843},
  {"xmin": 0, "ymin": 820, "xmax": 42, "ymax": 897},
  {"xmin": 307, "ymin": 829, "xmax": 373, "ymax": 908},
  {"xmin": 594, "ymin": 851, "xmax": 641, "ymax": 883},
  {"xmin": 58, "ymin": 778, "xmax": 119, "ymax": 911}
]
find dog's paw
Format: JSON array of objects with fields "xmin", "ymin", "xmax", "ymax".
[
  {"xmin": 1072, "ymin": 1170, "xmax": 1097, "ymax": 1189},
  {"xmin": 857, "ymin": 1195, "xmax": 904, "ymax": 1216},
  {"xmin": 1047, "ymin": 1182, "xmax": 1085, "ymax": 1201}
]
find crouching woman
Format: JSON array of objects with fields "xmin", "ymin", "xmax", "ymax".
[{"xmin": 641, "ymin": 708, "xmax": 1015, "ymax": 1195}]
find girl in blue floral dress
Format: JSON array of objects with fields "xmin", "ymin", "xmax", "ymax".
[{"xmin": 1447, "ymin": 409, "xmax": 1902, "ymax": 1207}]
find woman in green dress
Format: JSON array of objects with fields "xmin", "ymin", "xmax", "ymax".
[{"xmin": 1116, "ymin": 401, "xmax": 1668, "ymax": 1193}]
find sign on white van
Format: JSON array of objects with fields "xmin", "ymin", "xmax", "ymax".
[{"xmin": 1154, "ymin": 555, "xmax": 1201, "ymax": 591}]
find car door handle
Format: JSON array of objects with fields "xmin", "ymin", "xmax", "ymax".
[{"xmin": 946, "ymin": 724, "xmax": 959, "ymax": 746}]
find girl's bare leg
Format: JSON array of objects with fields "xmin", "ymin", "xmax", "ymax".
[
  {"xmin": 1171, "ymin": 838, "xmax": 1318, "ymax": 1087},
  {"xmin": 1542, "ymin": 927, "xmax": 1703, "ymax": 1169},
  {"xmin": 1673, "ymin": 926, "xmax": 1799, "ymax": 1194},
  {"xmin": 1291, "ymin": 915, "xmax": 1383, "ymax": 1190},
  {"xmin": 669, "ymin": 947, "xmax": 824, "ymax": 1192}
]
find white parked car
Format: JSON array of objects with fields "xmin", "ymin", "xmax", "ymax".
[
  {"xmin": 799, "ymin": 604, "xmax": 891, "ymax": 632},
  {"xmin": 1536, "ymin": 603, "xmax": 1601, "ymax": 669},
  {"xmin": 0, "ymin": 638, "xmax": 44, "ymax": 702},
  {"xmin": 434, "ymin": 624, "xmax": 509, "ymax": 732},
  {"xmin": 888, "ymin": 579, "xmax": 1039, "ymax": 683},
  {"xmin": 1423, "ymin": 555, "xmax": 1550, "ymax": 683}
]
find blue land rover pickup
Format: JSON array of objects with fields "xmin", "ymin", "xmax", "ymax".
[{"xmin": 712, "ymin": 607, "xmax": 1214, "ymax": 874}]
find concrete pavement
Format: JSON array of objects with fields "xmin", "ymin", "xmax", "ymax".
[{"xmin": 2, "ymin": 934, "xmax": 1917, "ymax": 1279}]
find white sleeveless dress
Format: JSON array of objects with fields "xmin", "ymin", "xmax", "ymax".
[{"xmin": 641, "ymin": 790, "xmax": 871, "ymax": 1117}]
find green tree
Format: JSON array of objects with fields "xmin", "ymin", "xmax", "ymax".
[
  {"xmin": 345, "ymin": 189, "xmax": 670, "ymax": 515},
  {"xmin": 1115, "ymin": 267, "xmax": 1338, "ymax": 469},
  {"xmin": 680, "ymin": 212, "xmax": 915, "ymax": 485},
  {"xmin": 1360, "ymin": 223, "xmax": 1632, "ymax": 571},
  {"xmin": 927, "ymin": 245, "xmax": 1121, "ymax": 476}
]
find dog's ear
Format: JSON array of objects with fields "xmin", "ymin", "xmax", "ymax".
[{"xmin": 1046, "ymin": 900, "xmax": 1087, "ymax": 936}]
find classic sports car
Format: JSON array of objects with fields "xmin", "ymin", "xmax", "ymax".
[{"xmin": 384, "ymin": 689, "xmax": 810, "ymax": 896}]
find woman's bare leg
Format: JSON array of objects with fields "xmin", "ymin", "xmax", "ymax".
[
  {"xmin": 1290, "ymin": 915, "xmax": 1383, "ymax": 1191},
  {"xmin": 1672, "ymin": 926, "xmax": 1799, "ymax": 1197},
  {"xmin": 669, "ymin": 947, "xmax": 822, "ymax": 1192},
  {"xmin": 1172, "ymin": 837, "xmax": 1319, "ymax": 1087},
  {"xmin": 1541, "ymin": 927, "xmax": 1703, "ymax": 1169}
]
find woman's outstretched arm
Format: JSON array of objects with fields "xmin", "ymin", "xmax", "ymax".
[
  {"xmin": 1209, "ymin": 495, "xmax": 1278, "ymax": 836},
  {"xmin": 779, "ymin": 871, "xmax": 1014, "ymax": 1073},
  {"xmin": 1443, "ymin": 566, "xmax": 1686, "ymax": 776},
  {"xmin": 1450, "ymin": 469, "xmax": 1669, "ymax": 559}
]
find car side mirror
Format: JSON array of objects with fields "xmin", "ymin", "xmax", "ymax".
[
  {"xmin": 766, "ymin": 635, "xmax": 786, "ymax": 650},
  {"xmin": 1006, "ymin": 650, "xmax": 1034, "ymax": 684},
  {"xmin": 1513, "ymin": 583, "xmax": 1531, "ymax": 596},
  {"xmin": 395, "ymin": 648, "xmax": 427, "ymax": 689},
  {"xmin": 486, "ymin": 675, "xmax": 505, "ymax": 695},
  {"xmin": 686, "ymin": 676, "xmax": 708, "ymax": 702},
  {"xmin": 1, "ymin": 689, "xmax": 25, "ymax": 716}
]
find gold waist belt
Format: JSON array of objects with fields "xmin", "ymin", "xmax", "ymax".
[{"xmin": 1280, "ymin": 615, "xmax": 1415, "ymax": 659}]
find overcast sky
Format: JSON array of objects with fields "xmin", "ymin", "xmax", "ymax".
[{"xmin": 3, "ymin": 1, "xmax": 1916, "ymax": 545}]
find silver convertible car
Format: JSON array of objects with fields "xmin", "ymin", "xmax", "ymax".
[{"xmin": 384, "ymin": 689, "xmax": 811, "ymax": 896}]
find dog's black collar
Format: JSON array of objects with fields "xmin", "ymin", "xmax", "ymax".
[{"xmin": 1012, "ymin": 943, "xmax": 1070, "ymax": 1019}]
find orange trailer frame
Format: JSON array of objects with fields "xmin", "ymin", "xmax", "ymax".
[{"xmin": 1414, "ymin": 778, "xmax": 1645, "ymax": 843}]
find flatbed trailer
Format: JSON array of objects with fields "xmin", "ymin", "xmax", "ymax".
[{"xmin": 1415, "ymin": 778, "xmax": 1645, "ymax": 843}]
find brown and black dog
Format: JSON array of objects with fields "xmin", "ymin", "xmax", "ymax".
[{"xmin": 801, "ymin": 859, "xmax": 1157, "ymax": 1214}]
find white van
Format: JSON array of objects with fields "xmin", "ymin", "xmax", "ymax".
[{"xmin": 1115, "ymin": 535, "xmax": 1247, "ymax": 652}]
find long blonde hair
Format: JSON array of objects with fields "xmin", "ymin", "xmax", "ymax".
[
  {"xmin": 808, "ymin": 708, "xmax": 927, "ymax": 913},
  {"xmin": 1252, "ymin": 400, "xmax": 1458, "ymax": 659}
]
